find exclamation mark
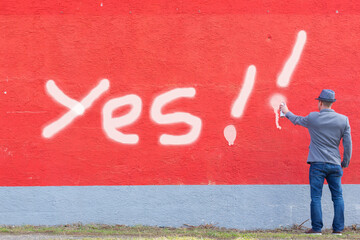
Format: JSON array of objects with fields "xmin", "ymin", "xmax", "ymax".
[
  {"xmin": 224, "ymin": 65, "xmax": 256, "ymax": 145},
  {"xmin": 270, "ymin": 30, "xmax": 307, "ymax": 129}
]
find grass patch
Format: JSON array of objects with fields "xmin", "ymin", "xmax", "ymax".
[{"xmin": 0, "ymin": 223, "xmax": 359, "ymax": 239}]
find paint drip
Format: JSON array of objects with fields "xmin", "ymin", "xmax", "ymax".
[
  {"xmin": 224, "ymin": 125, "xmax": 237, "ymax": 145},
  {"xmin": 270, "ymin": 94, "xmax": 287, "ymax": 129}
]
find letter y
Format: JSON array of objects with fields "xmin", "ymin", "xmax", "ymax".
[{"xmin": 42, "ymin": 79, "xmax": 110, "ymax": 138}]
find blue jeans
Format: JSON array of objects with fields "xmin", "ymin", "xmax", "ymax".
[{"xmin": 309, "ymin": 163, "xmax": 344, "ymax": 232}]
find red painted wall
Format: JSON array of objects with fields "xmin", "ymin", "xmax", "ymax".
[{"xmin": 0, "ymin": 0, "xmax": 358, "ymax": 186}]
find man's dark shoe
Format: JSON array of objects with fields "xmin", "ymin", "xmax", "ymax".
[
  {"xmin": 305, "ymin": 229, "xmax": 322, "ymax": 235},
  {"xmin": 332, "ymin": 231, "xmax": 342, "ymax": 235}
]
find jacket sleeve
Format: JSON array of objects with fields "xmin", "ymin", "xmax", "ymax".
[
  {"xmin": 341, "ymin": 117, "xmax": 352, "ymax": 168},
  {"xmin": 285, "ymin": 111, "xmax": 310, "ymax": 128}
]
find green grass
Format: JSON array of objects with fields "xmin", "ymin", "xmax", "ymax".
[{"xmin": 0, "ymin": 223, "xmax": 359, "ymax": 239}]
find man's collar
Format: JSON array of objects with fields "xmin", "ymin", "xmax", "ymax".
[{"xmin": 320, "ymin": 109, "xmax": 335, "ymax": 113}]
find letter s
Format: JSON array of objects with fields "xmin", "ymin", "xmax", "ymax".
[{"xmin": 150, "ymin": 88, "xmax": 202, "ymax": 145}]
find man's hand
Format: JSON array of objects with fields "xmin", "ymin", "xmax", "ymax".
[
  {"xmin": 280, "ymin": 103, "xmax": 289, "ymax": 114},
  {"xmin": 341, "ymin": 161, "xmax": 348, "ymax": 169}
]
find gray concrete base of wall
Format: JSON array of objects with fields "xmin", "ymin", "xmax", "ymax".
[{"xmin": 0, "ymin": 185, "xmax": 359, "ymax": 230}]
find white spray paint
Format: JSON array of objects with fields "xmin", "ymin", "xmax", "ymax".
[
  {"xmin": 0, "ymin": 146, "xmax": 13, "ymax": 156},
  {"xmin": 42, "ymin": 79, "xmax": 110, "ymax": 138},
  {"xmin": 224, "ymin": 65, "xmax": 256, "ymax": 145},
  {"xmin": 45, "ymin": 80, "xmax": 85, "ymax": 115},
  {"xmin": 277, "ymin": 30, "xmax": 307, "ymax": 88},
  {"xmin": 40, "ymin": 31, "xmax": 307, "ymax": 140},
  {"xmin": 224, "ymin": 125, "xmax": 236, "ymax": 145},
  {"xmin": 102, "ymin": 94, "xmax": 142, "ymax": 144},
  {"xmin": 269, "ymin": 30, "xmax": 307, "ymax": 129},
  {"xmin": 231, "ymin": 65, "xmax": 256, "ymax": 118},
  {"xmin": 270, "ymin": 93, "xmax": 287, "ymax": 129},
  {"xmin": 150, "ymin": 88, "xmax": 202, "ymax": 145}
]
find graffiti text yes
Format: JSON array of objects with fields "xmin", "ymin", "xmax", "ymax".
[
  {"xmin": 43, "ymin": 81, "xmax": 202, "ymax": 145},
  {"xmin": 43, "ymin": 30, "xmax": 307, "ymax": 145}
]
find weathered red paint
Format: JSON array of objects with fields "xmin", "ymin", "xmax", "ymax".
[{"xmin": 0, "ymin": 1, "xmax": 358, "ymax": 186}]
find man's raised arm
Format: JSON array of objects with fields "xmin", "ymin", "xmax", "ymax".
[{"xmin": 280, "ymin": 104, "xmax": 310, "ymax": 128}]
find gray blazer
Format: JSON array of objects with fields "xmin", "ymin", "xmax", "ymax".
[{"xmin": 286, "ymin": 109, "xmax": 352, "ymax": 167}]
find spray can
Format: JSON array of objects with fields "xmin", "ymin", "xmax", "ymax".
[{"xmin": 280, "ymin": 102, "xmax": 285, "ymax": 118}]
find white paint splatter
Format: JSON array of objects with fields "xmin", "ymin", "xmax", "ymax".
[
  {"xmin": 102, "ymin": 94, "xmax": 142, "ymax": 144},
  {"xmin": 224, "ymin": 125, "xmax": 236, "ymax": 146},
  {"xmin": 270, "ymin": 93, "xmax": 287, "ymax": 130},
  {"xmin": 277, "ymin": 30, "xmax": 307, "ymax": 88},
  {"xmin": 150, "ymin": 88, "xmax": 202, "ymax": 145},
  {"xmin": 42, "ymin": 79, "xmax": 110, "ymax": 138},
  {"xmin": 0, "ymin": 146, "xmax": 13, "ymax": 156},
  {"xmin": 231, "ymin": 65, "xmax": 256, "ymax": 118}
]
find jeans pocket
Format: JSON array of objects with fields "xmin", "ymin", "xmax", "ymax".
[
  {"xmin": 334, "ymin": 165, "xmax": 343, "ymax": 177},
  {"xmin": 310, "ymin": 164, "xmax": 324, "ymax": 176}
]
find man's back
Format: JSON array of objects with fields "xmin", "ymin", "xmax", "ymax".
[{"xmin": 285, "ymin": 109, "xmax": 352, "ymax": 166}]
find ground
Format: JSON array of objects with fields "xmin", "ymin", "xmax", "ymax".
[{"xmin": 0, "ymin": 224, "xmax": 359, "ymax": 239}]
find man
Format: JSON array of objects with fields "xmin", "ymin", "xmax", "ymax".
[{"xmin": 280, "ymin": 89, "xmax": 352, "ymax": 235}]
